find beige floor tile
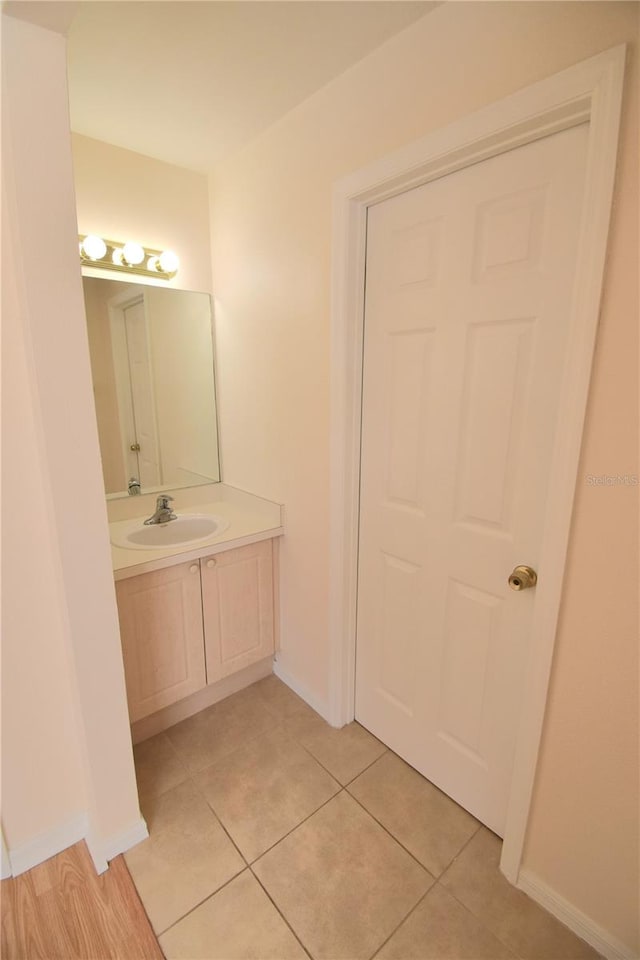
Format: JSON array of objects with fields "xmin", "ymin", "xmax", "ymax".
[
  {"xmin": 375, "ymin": 883, "xmax": 516, "ymax": 959},
  {"xmin": 441, "ymin": 828, "xmax": 601, "ymax": 959},
  {"xmin": 133, "ymin": 733, "xmax": 189, "ymax": 802},
  {"xmin": 124, "ymin": 780, "xmax": 244, "ymax": 934},
  {"xmin": 252, "ymin": 675, "xmax": 319, "ymax": 722},
  {"xmin": 253, "ymin": 791, "xmax": 433, "ymax": 960},
  {"xmin": 165, "ymin": 685, "xmax": 275, "ymax": 774},
  {"xmin": 297, "ymin": 719, "xmax": 387, "ymax": 784},
  {"xmin": 159, "ymin": 870, "xmax": 307, "ymax": 960},
  {"xmin": 281, "ymin": 706, "xmax": 333, "ymax": 743},
  {"xmin": 348, "ymin": 752, "xmax": 479, "ymax": 876},
  {"xmin": 194, "ymin": 727, "xmax": 340, "ymax": 861}
]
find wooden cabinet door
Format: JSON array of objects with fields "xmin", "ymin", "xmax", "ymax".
[
  {"xmin": 116, "ymin": 561, "xmax": 206, "ymax": 722},
  {"xmin": 201, "ymin": 540, "xmax": 274, "ymax": 684}
]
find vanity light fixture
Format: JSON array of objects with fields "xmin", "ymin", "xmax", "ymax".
[{"xmin": 79, "ymin": 234, "xmax": 179, "ymax": 279}]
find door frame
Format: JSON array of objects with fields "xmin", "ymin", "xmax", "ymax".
[
  {"xmin": 328, "ymin": 45, "xmax": 625, "ymax": 883},
  {"xmin": 108, "ymin": 288, "xmax": 162, "ymax": 489}
]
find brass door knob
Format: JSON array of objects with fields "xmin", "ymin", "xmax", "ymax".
[
  {"xmin": 508, "ymin": 565, "xmax": 538, "ymax": 591},
  {"xmin": 130, "ymin": 442, "xmax": 141, "ymax": 452}
]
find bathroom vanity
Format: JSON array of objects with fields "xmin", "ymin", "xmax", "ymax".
[
  {"xmin": 109, "ymin": 484, "xmax": 284, "ymax": 741},
  {"xmin": 83, "ymin": 276, "xmax": 284, "ymax": 741}
]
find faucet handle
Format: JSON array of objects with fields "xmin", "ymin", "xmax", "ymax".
[{"xmin": 157, "ymin": 494, "xmax": 174, "ymax": 509}]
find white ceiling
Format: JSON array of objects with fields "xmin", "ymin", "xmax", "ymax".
[
  {"xmin": 66, "ymin": 1, "xmax": 435, "ymax": 172},
  {"xmin": 3, "ymin": 0, "xmax": 79, "ymax": 33}
]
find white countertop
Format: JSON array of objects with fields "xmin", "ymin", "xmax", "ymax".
[{"xmin": 110, "ymin": 484, "xmax": 283, "ymax": 581}]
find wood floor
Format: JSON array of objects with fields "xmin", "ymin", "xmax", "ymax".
[{"xmin": 1, "ymin": 841, "xmax": 163, "ymax": 959}]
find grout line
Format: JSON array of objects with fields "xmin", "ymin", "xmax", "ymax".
[
  {"xmin": 434, "ymin": 876, "xmax": 522, "ymax": 959},
  {"xmin": 294, "ymin": 737, "xmax": 351, "ymax": 784},
  {"xmin": 438, "ymin": 820, "xmax": 483, "ymax": 876},
  {"xmin": 366, "ymin": 883, "xmax": 437, "ymax": 960},
  {"xmin": 246, "ymin": 787, "xmax": 343, "ymax": 867},
  {"xmin": 342, "ymin": 745, "xmax": 389, "ymax": 786},
  {"xmin": 133, "ymin": 733, "xmax": 192, "ymax": 807},
  {"xmin": 345, "ymin": 789, "xmax": 439, "ymax": 879},
  {"xmin": 141, "ymin": 681, "xmax": 518, "ymax": 960},
  {"xmin": 167, "ymin": 722, "xmax": 272, "ymax": 778},
  {"xmin": 154, "ymin": 866, "xmax": 248, "ymax": 939},
  {"xmin": 136, "ymin": 778, "xmax": 190, "ymax": 808},
  {"xmin": 160, "ymin": 685, "xmax": 280, "ymax": 773},
  {"xmin": 150, "ymin": 770, "xmax": 251, "ymax": 940},
  {"xmin": 161, "ymin": 703, "xmax": 330, "ymax": 958},
  {"xmin": 157, "ymin": 729, "xmax": 190, "ymax": 772},
  {"xmin": 293, "ymin": 728, "xmax": 388, "ymax": 789},
  {"xmin": 171, "ymin": 716, "xmax": 343, "ymax": 869},
  {"xmin": 189, "ymin": 773, "xmax": 250, "ymax": 868},
  {"xmin": 231, "ymin": 718, "xmax": 448, "ymax": 960},
  {"xmin": 436, "ymin": 827, "xmax": 524, "ymax": 960},
  {"xmin": 249, "ymin": 866, "xmax": 315, "ymax": 960},
  {"xmin": 367, "ymin": 821, "xmax": 512, "ymax": 960},
  {"xmin": 438, "ymin": 821, "xmax": 482, "ymax": 881}
]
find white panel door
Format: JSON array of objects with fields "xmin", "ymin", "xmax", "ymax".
[
  {"xmin": 356, "ymin": 125, "xmax": 589, "ymax": 835},
  {"xmin": 123, "ymin": 298, "xmax": 161, "ymax": 487}
]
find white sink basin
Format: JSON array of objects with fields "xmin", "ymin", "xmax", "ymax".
[{"xmin": 111, "ymin": 513, "xmax": 229, "ymax": 550}]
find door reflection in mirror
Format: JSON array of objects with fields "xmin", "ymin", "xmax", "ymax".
[{"xmin": 82, "ymin": 277, "xmax": 220, "ymax": 498}]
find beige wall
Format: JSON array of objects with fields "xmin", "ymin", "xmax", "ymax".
[
  {"xmin": 3, "ymin": 2, "xmax": 636, "ymax": 946},
  {"xmin": 1, "ymin": 14, "xmax": 141, "ymax": 867},
  {"xmin": 210, "ymin": 2, "xmax": 639, "ymax": 950},
  {"xmin": 72, "ymin": 135, "xmax": 212, "ymax": 294},
  {"xmin": 523, "ymin": 21, "xmax": 639, "ymax": 937},
  {"xmin": 72, "ymin": 137, "xmax": 216, "ymax": 494},
  {"xmin": 146, "ymin": 287, "xmax": 219, "ymax": 487},
  {"xmin": 2, "ymin": 162, "xmax": 88, "ymax": 851}
]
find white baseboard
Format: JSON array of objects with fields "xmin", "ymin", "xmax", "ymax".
[
  {"xmin": 6, "ymin": 813, "xmax": 149, "ymax": 879},
  {"xmin": 7, "ymin": 812, "xmax": 88, "ymax": 877},
  {"xmin": 518, "ymin": 868, "xmax": 638, "ymax": 960},
  {"xmin": 273, "ymin": 656, "xmax": 333, "ymax": 725},
  {"xmin": 86, "ymin": 816, "xmax": 149, "ymax": 875}
]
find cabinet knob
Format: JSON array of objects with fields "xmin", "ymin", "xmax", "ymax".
[
  {"xmin": 206, "ymin": 558, "xmax": 217, "ymax": 568},
  {"xmin": 189, "ymin": 564, "xmax": 199, "ymax": 574}
]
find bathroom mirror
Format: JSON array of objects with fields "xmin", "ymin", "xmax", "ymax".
[{"xmin": 82, "ymin": 277, "xmax": 220, "ymax": 498}]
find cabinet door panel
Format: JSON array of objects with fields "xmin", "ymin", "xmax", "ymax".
[
  {"xmin": 116, "ymin": 561, "xmax": 206, "ymax": 722},
  {"xmin": 202, "ymin": 540, "xmax": 274, "ymax": 683}
]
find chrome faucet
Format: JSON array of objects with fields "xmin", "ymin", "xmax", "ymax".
[
  {"xmin": 128, "ymin": 477, "xmax": 141, "ymax": 496},
  {"xmin": 144, "ymin": 495, "xmax": 177, "ymax": 525}
]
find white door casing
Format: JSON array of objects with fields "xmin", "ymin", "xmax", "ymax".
[
  {"xmin": 109, "ymin": 292, "xmax": 162, "ymax": 488},
  {"xmin": 123, "ymin": 298, "xmax": 162, "ymax": 486},
  {"xmin": 328, "ymin": 45, "xmax": 625, "ymax": 883},
  {"xmin": 356, "ymin": 124, "xmax": 588, "ymax": 836}
]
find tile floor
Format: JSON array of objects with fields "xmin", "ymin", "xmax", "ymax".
[{"xmin": 126, "ymin": 676, "xmax": 601, "ymax": 960}]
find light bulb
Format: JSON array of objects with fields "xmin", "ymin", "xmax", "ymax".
[
  {"xmin": 147, "ymin": 255, "xmax": 160, "ymax": 272},
  {"xmin": 112, "ymin": 248, "xmax": 124, "ymax": 265},
  {"xmin": 80, "ymin": 235, "xmax": 107, "ymax": 260},
  {"xmin": 122, "ymin": 242, "xmax": 145, "ymax": 266},
  {"xmin": 159, "ymin": 250, "xmax": 179, "ymax": 274}
]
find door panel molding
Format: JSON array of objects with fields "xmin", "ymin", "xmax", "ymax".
[{"xmin": 328, "ymin": 45, "xmax": 625, "ymax": 885}]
